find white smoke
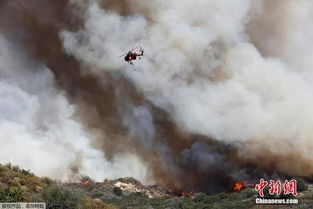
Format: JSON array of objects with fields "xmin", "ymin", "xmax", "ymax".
[
  {"xmin": 61, "ymin": 0, "xmax": 313, "ymax": 176},
  {"xmin": 249, "ymin": 0, "xmax": 313, "ymax": 75},
  {"xmin": 0, "ymin": 34, "xmax": 148, "ymax": 181}
]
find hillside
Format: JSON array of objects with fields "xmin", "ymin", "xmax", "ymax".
[{"xmin": 1, "ymin": 164, "xmax": 313, "ymax": 209}]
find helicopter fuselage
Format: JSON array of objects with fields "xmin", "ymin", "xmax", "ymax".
[{"xmin": 124, "ymin": 52, "xmax": 138, "ymax": 62}]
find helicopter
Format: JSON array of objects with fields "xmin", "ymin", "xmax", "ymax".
[{"xmin": 120, "ymin": 47, "xmax": 144, "ymax": 69}]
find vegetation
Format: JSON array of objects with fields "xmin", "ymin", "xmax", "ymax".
[
  {"xmin": 40, "ymin": 185, "xmax": 85, "ymax": 209},
  {"xmin": 103, "ymin": 190, "xmax": 256, "ymax": 209},
  {"xmin": 1, "ymin": 164, "xmax": 313, "ymax": 209},
  {"xmin": 5, "ymin": 163, "xmax": 33, "ymax": 176},
  {"xmin": 113, "ymin": 186, "xmax": 123, "ymax": 196},
  {"xmin": 296, "ymin": 177, "xmax": 309, "ymax": 192},
  {"xmin": 0, "ymin": 188, "xmax": 24, "ymax": 202},
  {"xmin": 0, "ymin": 164, "xmax": 119, "ymax": 208}
]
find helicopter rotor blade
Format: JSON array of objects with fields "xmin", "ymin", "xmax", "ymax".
[
  {"xmin": 119, "ymin": 43, "xmax": 143, "ymax": 57},
  {"xmin": 119, "ymin": 47, "xmax": 135, "ymax": 57},
  {"xmin": 129, "ymin": 43, "xmax": 142, "ymax": 52},
  {"xmin": 119, "ymin": 52, "xmax": 129, "ymax": 57}
]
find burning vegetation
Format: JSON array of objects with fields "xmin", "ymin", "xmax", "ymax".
[
  {"xmin": 233, "ymin": 181, "xmax": 245, "ymax": 192},
  {"xmin": 82, "ymin": 180, "xmax": 90, "ymax": 185}
]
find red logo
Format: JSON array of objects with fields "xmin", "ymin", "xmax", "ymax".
[
  {"xmin": 255, "ymin": 179, "xmax": 268, "ymax": 197},
  {"xmin": 255, "ymin": 179, "xmax": 297, "ymax": 197},
  {"xmin": 283, "ymin": 179, "xmax": 297, "ymax": 196},
  {"xmin": 269, "ymin": 180, "xmax": 281, "ymax": 195}
]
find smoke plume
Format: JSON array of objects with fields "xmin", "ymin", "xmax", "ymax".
[{"xmin": 1, "ymin": 0, "xmax": 313, "ymax": 193}]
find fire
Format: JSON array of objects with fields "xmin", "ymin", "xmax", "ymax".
[
  {"xmin": 82, "ymin": 180, "xmax": 89, "ymax": 185},
  {"xmin": 233, "ymin": 182, "xmax": 244, "ymax": 191}
]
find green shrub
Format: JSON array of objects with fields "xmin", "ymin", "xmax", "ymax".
[
  {"xmin": 195, "ymin": 203, "xmax": 211, "ymax": 209},
  {"xmin": 84, "ymin": 196, "xmax": 119, "ymax": 209},
  {"xmin": 135, "ymin": 192, "xmax": 143, "ymax": 196},
  {"xmin": 40, "ymin": 185, "xmax": 85, "ymax": 209},
  {"xmin": 227, "ymin": 192, "xmax": 241, "ymax": 201},
  {"xmin": 181, "ymin": 197, "xmax": 194, "ymax": 209},
  {"xmin": 3, "ymin": 163, "xmax": 32, "ymax": 176},
  {"xmin": 5, "ymin": 163, "xmax": 12, "ymax": 169},
  {"xmin": 218, "ymin": 200, "xmax": 253, "ymax": 209},
  {"xmin": 295, "ymin": 177, "xmax": 308, "ymax": 192},
  {"xmin": 194, "ymin": 193, "xmax": 207, "ymax": 202},
  {"xmin": 113, "ymin": 187, "xmax": 123, "ymax": 196},
  {"xmin": 41, "ymin": 177, "xmax": 55, "ymax": 186},
  {"xmin": 91, "ymin": 192, "xmax": 103, "ymax": 199},
  {"xmin": 12, "ymin": 165, "xmax": 20, "ymax": 172},
  {"xmin": 241, "ymin": 188, "xmax": 256, "ymax": 198},
  {"xmin": 20, "ymin": 169, "xmax": 32, "ymax": 176},
  {"xmin": 0, "ymin": 188, "xmax": 24, "ymax": 202},
  {"xmin": 216, "ymin": 192, "xmax": 228, "ymax": 200}
]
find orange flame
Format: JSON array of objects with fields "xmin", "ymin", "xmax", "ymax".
[
  {"xmin": 233, "ymin": 182, "xmax": 244, "ymax": 191},
  {"xmin": 82, "ymin": 180, "xmax": 89, "ymax": 185}
]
